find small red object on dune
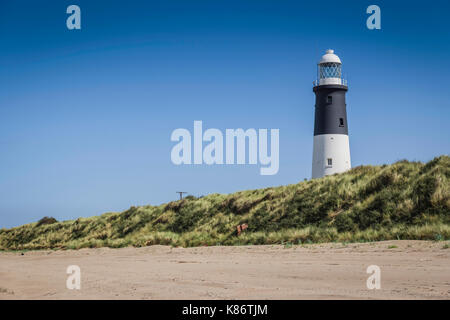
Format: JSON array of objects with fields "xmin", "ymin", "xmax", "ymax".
[{"xmin": 236, "ymin": 223, "xmax": 248, "ymax": 236}]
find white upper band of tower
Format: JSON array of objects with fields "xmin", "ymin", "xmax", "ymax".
[{"xmin": 314, "ymin": 49, "xmax": 347, "ymax": 86}]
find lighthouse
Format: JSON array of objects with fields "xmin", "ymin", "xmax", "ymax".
[{"xmin": 312, "ymin": 49, "xmax": 351, "ymax": 179}]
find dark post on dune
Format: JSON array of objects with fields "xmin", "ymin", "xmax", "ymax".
[{"xmin": 176, "ymin": 191, "xmax": 188, "ymax": 200}]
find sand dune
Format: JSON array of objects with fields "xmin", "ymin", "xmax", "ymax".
[{"xmin": 0, "ymin": 240, "xmax": 449, "ymax": 300}]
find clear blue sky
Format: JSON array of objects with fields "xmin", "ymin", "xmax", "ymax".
[{"xmin": 1, "ymin": 0, "xmax": 449, "ymax": 228}]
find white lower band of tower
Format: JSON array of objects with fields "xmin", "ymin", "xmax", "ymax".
[{"xmin": 312, "ymin": 134, "xmax": 351, "ymax": 179}]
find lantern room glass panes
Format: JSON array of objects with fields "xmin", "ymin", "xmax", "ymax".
[{"xmin": 319, "ymin": 63, "xmax": 342, "ymax": 79}]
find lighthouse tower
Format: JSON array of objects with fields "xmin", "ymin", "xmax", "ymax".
[{"xmin": 312, "ymin": 49, "xmax": 351, "ymax": 179}]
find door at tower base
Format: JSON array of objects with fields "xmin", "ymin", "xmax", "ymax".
[{"xmin": 312, "ymin": 134, "xmax": 351, "ymax": 179}]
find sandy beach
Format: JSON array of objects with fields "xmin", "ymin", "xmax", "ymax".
[{"xmin": 0, "ymin": 240, "xmax": 449, "ymax": 300}]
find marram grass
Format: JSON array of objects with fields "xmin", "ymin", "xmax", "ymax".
[{"xmin": 0, "ymin": 156, "xmax": 449, "ymax": 250}]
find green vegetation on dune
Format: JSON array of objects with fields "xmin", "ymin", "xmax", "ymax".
[{"xmin": 0, "ymin": 156, "xmax": 449, "ymax": 250}]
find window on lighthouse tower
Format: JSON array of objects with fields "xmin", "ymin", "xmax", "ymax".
[
  {"xmin": 327, "ymin": 158, "xmax": 333, "ymax": 166},
  {"xmin": 339, "ymin": 118, "xmax": 344, "ymax": 127}
]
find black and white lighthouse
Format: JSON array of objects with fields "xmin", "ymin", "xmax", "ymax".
[{"xmin": 312, "ymin": 49, "xmax": 351, "ymax": 178}]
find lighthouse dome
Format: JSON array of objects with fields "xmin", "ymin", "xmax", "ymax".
[{"xmin": 319, "ymin": 49, "xmax": 342, "ymax": 64}]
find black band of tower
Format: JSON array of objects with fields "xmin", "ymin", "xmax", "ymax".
[{"xmin": 313, "ymin": 84, "xmax": 348, "ymax": 136}]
